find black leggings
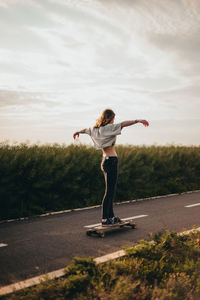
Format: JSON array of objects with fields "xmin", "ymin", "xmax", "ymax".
[{"xmin": 101, "ymin": 156, "xmax": 118, "ymax": 219}]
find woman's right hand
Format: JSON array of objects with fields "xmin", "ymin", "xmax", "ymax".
[
  {"xmin": 73, "ymin": 132, "xmax": 79, "ymax": 140},
  {"xmin": 139, "ymin": 120, "xmax": 149, "ymax": 127}
]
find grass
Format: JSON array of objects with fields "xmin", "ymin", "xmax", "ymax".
[{"xmin": 2, "ymin": 230, "xmax": 200, "ymax": 299}]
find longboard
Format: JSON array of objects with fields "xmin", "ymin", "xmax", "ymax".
[{"xmin": 86, "ymin": 221, "xmax": 136, "ymax": 238}]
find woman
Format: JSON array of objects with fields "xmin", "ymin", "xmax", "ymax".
[{"xmin": 73, "ymin": 109, "xmax": 149, "ymax": 226}]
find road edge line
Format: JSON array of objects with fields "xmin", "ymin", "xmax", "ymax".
[
  {"xmin": 1, "ymin": 189, "xmax": 200, "ymax": 224},
  {"xmin": 1, "ymin": 226, "xmax": 200, "ymax": 297}
]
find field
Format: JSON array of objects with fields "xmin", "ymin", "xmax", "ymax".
[{"xmin": 0, "ymin": 143, "xmax": 199, "ymax": 220}]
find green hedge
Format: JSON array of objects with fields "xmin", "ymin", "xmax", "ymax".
[{"xmin": 0, "ymin": 143, "xmax": 199, "ymax": 220}]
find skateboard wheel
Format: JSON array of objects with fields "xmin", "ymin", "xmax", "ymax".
[{"xmin": 99, "ymin": 232, "xmax": 105, "ymax": 238}]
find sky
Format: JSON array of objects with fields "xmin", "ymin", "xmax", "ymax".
[{"xmin": 0, "ymin": 0, "xmax": 199, "ymax": 146}]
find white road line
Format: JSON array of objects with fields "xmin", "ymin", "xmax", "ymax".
[
  {"xmin": 84, "ymin": 223, "xmax": 101, "ymax": 228},
  {"xmin": 84, "ymin": 215, "xmax": 148, "ymax": 228},
  {"xmin": 122, "ymin": 215, "xmax": 148, "ymax": 221},
  {"xmin": 185, "ymin": 203, "xmax": 200, "ymax": 208},
  {"xmin": 0, "ymin": 243, "xmax": 8, "ymax": 248}
]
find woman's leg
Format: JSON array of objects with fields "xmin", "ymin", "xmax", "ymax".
[{"xmin": 101, "ymin": 157, "xmax": 118, "ymax": 220}]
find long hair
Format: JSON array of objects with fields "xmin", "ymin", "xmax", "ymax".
[{"xmin": 94, "ymin": 109, "xmax": 115, "ymax": 128}]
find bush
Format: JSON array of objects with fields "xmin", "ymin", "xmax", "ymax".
[{"xmin": 0, "ymin": 143, "xmax": 199, "ymax": 220}]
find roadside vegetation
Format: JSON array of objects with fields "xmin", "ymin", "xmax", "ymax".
[
  {"xmin": 0, "ymin": 142, "xmax": 199, "ymax": 220},
  {"xmin": 2, "ymin": 230, "xmax": 200, "ymax": 299}
]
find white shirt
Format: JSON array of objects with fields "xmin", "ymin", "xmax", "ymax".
[{"xmin": 85, "ymin": 123, "xmax": 122, "ymax": 149}]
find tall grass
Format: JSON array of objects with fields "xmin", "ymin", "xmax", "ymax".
[{"xmin": 0, "ymin": 142, "xmax": 199, "ymax": 220}]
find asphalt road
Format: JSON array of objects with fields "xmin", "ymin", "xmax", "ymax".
[{"xmin": 0, "ymin": 191, "xmax": 200, "ymax": 287}]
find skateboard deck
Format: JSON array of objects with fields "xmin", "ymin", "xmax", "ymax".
[{"xmin": 86, "ymin": 221, "xmax": 136, "ymax": 238}]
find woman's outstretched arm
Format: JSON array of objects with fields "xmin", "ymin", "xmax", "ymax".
[{"xmin": 121, "ymin": 119, "xmax": 149, "ymax": 129}]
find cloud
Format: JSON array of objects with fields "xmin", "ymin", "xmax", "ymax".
[
  {"xmin": 149, "ymin": 29, "xmax": 200, "ymax": 77},
  {"xmin": 0, "ymin": 0, "xmax": 199, "ymax": 146},
  {"xmin": 0, "ymin": 1, "xmax": 48, "ymax": 27},
  {"xmin": 0, "ymin": 89, "xmax": 58, "ymax": 108}
]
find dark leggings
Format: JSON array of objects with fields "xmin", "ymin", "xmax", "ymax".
[{"xmin": 101, "ymin": 156, "xmax": 118, "ymax": 219}]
